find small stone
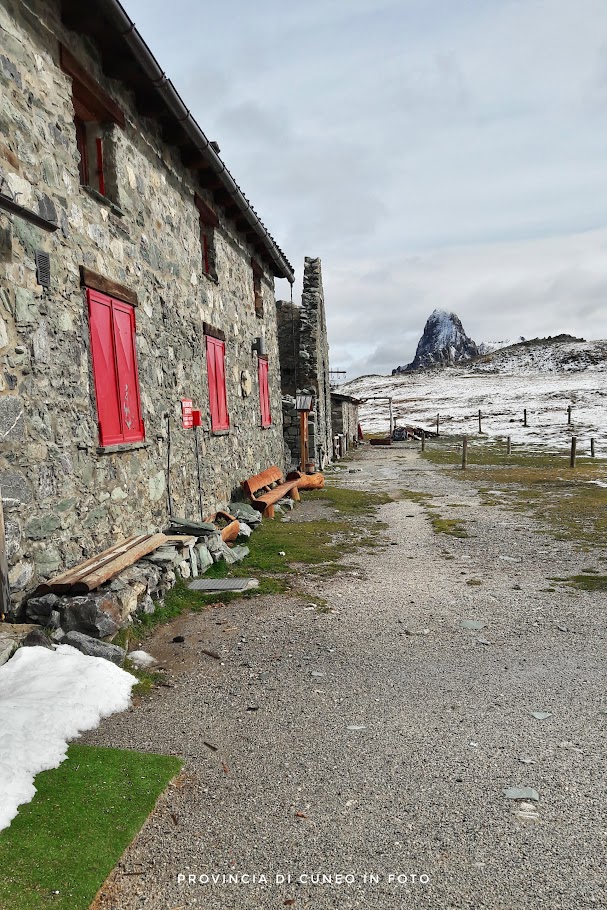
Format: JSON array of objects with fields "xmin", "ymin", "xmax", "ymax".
[
  {"xmin": 62, "ymin": 631, "xmax": 125, "ymax": 665},
  {"xmin": 172, "ymin": 635, "xmax": 185, "ymax": 643},
  {"xmin": 22, "ymin": 628, "xmax": 53, "ymax": 649},
  {"xmin": 529, "ymin": 711, "xmax": 552, "ymax": 721},
  {"xmin": 503, "ymin": 787, "xmax": 539, "ymax": 801},
  {"xmin": 461, "ymin": 619, "xmax": 485, "ymax": 630}
]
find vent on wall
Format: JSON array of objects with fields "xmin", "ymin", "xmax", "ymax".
[{"xmin": 35, "ymin": 250, "xmax": 50, "ymax": 288}]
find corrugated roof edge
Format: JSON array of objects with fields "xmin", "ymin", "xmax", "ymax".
[{"xmin": 96, "ymin": 0, "xmax": 295, "ymax": 283}]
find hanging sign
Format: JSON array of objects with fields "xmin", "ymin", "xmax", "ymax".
[{"xmin": 181, "ymin": 398, "xmax": 194, "ymax": 429}]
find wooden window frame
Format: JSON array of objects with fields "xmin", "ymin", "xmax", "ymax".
[
  {"xmin": 195, "ymin": 194, "xmax": 219, "ymax": 281},
  {"xmin": 252, "ymin": 258, "xmax": 263, "ymax": 317},
  {"xmin": 60, "ymin": 45, "xmax": 123, "ymax": 201}
]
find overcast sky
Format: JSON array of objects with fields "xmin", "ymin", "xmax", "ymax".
[{"xmin": 125, "ymin": 0, "xmax": 607, "ymax": 377}]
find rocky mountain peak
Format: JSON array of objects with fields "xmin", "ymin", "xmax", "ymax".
[{"xmin": 393, "ymin": 309, "xmax": 480, "ymax": 373}]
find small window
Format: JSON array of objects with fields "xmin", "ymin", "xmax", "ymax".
[
  {"xmin": 195, "ymin": 195, "xmax": 219, "ymax": 281},
  {"xmin": 205, "ymin": 335, "xmax": 229, "ymax": 432},
  {"xmin": 258, "ymin": 357, "xmax": 271, "ymax": 428},
  {"xmin": 60, "ymin": 45, "xmax": 124, "ymax": 203},
  {"xmin": 74, "ymin": 116, "xmax": 107, "ymax": 195},
  {"xmin": 252, "ymin": 259, "xmax": 263, "ymax": 317},
  {"xmin": 87, "ymin": 289, "xmax": 145, "ymax": 447}
]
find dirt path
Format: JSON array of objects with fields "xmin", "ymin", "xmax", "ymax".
[{"xmin": 87, "ymin": 445, "xmax": 606, "ymax": 910}]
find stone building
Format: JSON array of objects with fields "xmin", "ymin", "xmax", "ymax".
[
  {"xmin": 0, "ymin": 0, "xmax": 294, "ymax": 613},
  {"xmin": 330, "ymin": 392, "xmax": 360, "ymax": 455},
  {"xmin": 276, "ymin": 257, "xmax": 332, "ymax": 468}
]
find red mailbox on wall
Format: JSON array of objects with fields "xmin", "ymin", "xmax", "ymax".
[{"xmin": 191, "ymin": 409, "xmax": 202, "ymax": 427}]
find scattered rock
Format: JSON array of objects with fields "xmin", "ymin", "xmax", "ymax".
[
  {"xmin": 62, "ymin": 592, "xmax": 121, "ymax": 639},
  {"xmin": 512, "ymin": 801, "xmax": 540, "ymax": 822},
  {"xmin": 347, "ymin": 725, "xmax": 366, "ymax": 731},
  {"xmin": 503, "ymin": 787, "xmax": 539, "ymax": 801},
  {"xmin": 529, "ymin": 711, "xmax": 552, "ymax": 721},
  {"xmin": 166, "ymin": 516, "xmax": 217, "ymax": 536},
  {"xmin": 196, "ymin": 543, "xmax": 214, "ymax": 572},
  {"xmin": 461, "ymin": 619, "xmax": 486, "ymax": 630},
  {"xmin": 237, "ymin": 522, "xmax": 253, "ymax": 538},
  {"xmin": 25, "ymin": 593, "xmax": 60, "ymax": 623},
  {"xmin": 172, "ymin": 635, "xmax": 185, "ymax": 643},
  {"xmin": 228, "ymin": 503, "xmax": 262, "ymax": 526},
  {"xmin": 62, "ymin": 631, "xmax": 126, "ymax": 665}
]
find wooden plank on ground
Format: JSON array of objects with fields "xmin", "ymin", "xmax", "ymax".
[
  {"xmin": 35, "ymin": 535, "xmax": 147, "ymax": 594},
  {"xmin": 71, "ymin": 533, "xmax": 168, "ymax": 593}
]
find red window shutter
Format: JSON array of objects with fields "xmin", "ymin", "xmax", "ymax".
[
  {"xmin": 112, "ymin": 301, "xmax": 144, "ymax": 442},
  {"xmin": 258, "ymin": 357, "xmax": 271, "ymax": 427},
  {"xmin": 206, "ymin": 336, "xmax": 220, "ymax": 430},
  {"xmin": 95, "ymin": 136, "xmax": 105, "ymax": 196},
  {"xmin": 88, "ymin": 290, "xmax": 122, "ymax": 446},
  {"xmin": 214, "ymin": 340, "xmax": 229, "ymax": 431},
  {"xmin": 87, "ymin": 289, "xmax": 144, "ymax": 446}
]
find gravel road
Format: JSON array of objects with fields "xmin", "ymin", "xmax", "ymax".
[{"xmin": 88, "ymin": 445, "xmax": 607, "ymax": 910}]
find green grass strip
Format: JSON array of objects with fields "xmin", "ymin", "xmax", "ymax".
[{"xmin": 0, "ymin": 744, "xmax": 182, "ymax": 910}]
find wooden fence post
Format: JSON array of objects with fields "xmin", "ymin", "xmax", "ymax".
[
  {"xmin": 570, "ymin": 436, "xmax": 577, "ymax": 469},
  {"xmin": 436, "ymin": 413, "xmax": 440, "ymax": 436},
  {"xmin": 567, "ymin": 405, "xmax": 572, "ymax": 426},
  {"xmin": 591, "ymin": 438, "xmax": 595, "ymax": 458},
  {"xmin": 507, "ymin": 436, "xmax": 511, "ymax": 455},
  {"xmin": 523, "ymin": 408, "xmax": 528, "ymax": 427},
  {"xmin": 421, "ymin": 429, "xmax": 426, "ymax": 452},
  {"xmin": 462, "ymin": 436, "xmax": 468, "ymax": 470},
  {"xmin": 478, "ymin": 409, "xmax": 482, "ymax": 434},
  {"xmin": 0, "ymin": 488, "xmax": 9, "ymax": 620}
]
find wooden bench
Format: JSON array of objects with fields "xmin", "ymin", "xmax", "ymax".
[{"xmin": 242, "ymin": 466, "xmax": 300, "ymax": 519}]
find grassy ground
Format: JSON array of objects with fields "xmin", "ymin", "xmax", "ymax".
[
  {"xmin": 420, "ymin": 436, "xmax": 607, "ymax": 554},
  {"xmin": 123, "ymin": 485, "xmax": 391, "ymax": 655},
  {"xmin": 0, "ymin": 745, "xmax": 181, "ymax": 910}
]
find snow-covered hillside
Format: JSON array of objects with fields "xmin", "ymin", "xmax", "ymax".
[{"xmin": 342, "ymin": 338, "xmax": 607, "ymax": 449}]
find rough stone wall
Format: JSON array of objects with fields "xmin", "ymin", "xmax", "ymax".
[
  {"xmin": 299, "ymin": 258, "xmax": 332, "ymax": 463},
  {"xmin": 331, "ymin": 397, "xmax": 359, "ymax": 452},
  {"xmin": 276, "ymin": 258, "xmax": 332, "ymax": 468},
  {"xmin": 0, "ymin": 0, "xmax": 286, "ymax": 613},
  {"xmin": 275, "ymin": 301, "xmax": 300, "ymax": 397}
]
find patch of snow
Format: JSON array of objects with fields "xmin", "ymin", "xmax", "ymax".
[
  {"xmin": 0, "ymin": 645, "xmax": 137, "ymax": 831},
  {"xmin": 477, "ymin": 337, "xmax": 525, "ymax": 355},
  {"xmin": 128, "ymin": 650, "xmax": 156, "ymax": 668},
  {"xmin": 345, "ymin": 338, "xmax": 607, "ymax": 449}
]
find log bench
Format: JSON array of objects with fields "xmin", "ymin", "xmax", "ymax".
[{"xmin": 242, "ymin": 466, "xmax": 300, "ymax": 519}]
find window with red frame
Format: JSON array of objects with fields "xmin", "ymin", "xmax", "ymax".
[
  {"xmin": 252, "ymin": 259, "xmax": 263, "ymax": 316},
  {"xmin": 206, "ymin": 335, "xmax": 229, "ymax": 431},
  {"xmin": 87, "ymin": 289, "xmax": 145, "ymax": 447},
  {"xmin": 258, "ymin": 357, "xmax": 271, "ymax": 427},
  {"xmin": 60, "ymin": 45, "xmax": 124, "ymax": 202},
  {"xmin": 195, "ymin": 195, "xmax": 219, "ymax": 281}
]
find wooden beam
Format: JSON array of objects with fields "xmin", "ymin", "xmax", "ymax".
[
  {"xmin": 194, "ymin": 194, "xmax": 220, "ymax": 226},
  {"xmin": 60, "ymin": 45, "xmax": 125, "ymax": 128},
  {"xmin": 203, "ymin": 322, "xmax": 226, "ymax": 341},
  {"xmin": 0, "ymin": 194, "xmax": 58, "ymax": 232},
  {"xmin": 80, "ymin": 266, "xmax": 138, "ymax": 306}
]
